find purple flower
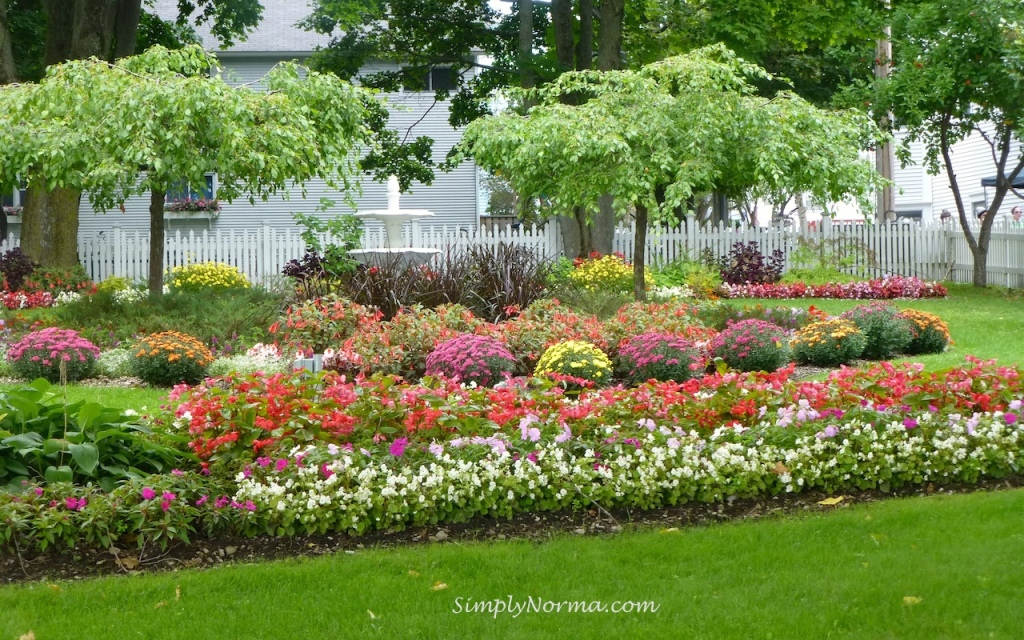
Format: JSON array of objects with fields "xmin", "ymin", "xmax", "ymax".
[
  {"xmin": 1006, "ymin": 413, "xmax": 1018, "ymax": 425},
  {"xmin": 390, "ymin": 437, "xmax": 409, "ymax": 457},
  {"xmin": 903, "ymin": 418, "xmax": 918, "ymax": 430},
  {"xmin": 141, "ymin": 487, "xmax": 156, "ymax": 500},
  {"xmin": 275, "ymin": 458, "xmax": 288, "ymax": 472},
  {"xmin": 196, "ymin": 495, "xmax": 209, "ymax": 507},
  {"xmin": 162, "ymin": 491, "xmax": 176, "ymax": 502}
]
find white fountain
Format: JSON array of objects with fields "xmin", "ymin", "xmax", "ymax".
[{"xmin": 348, "ymin": 175, "xmax": 440, "ymax": 267}]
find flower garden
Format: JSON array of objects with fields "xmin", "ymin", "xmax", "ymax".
[
  {"xmin": 0, "ymin": 241, "xmax": 1020, "ymax": 556},
  {"xmin": 0, "ymin": 238, "xmax": 1022, "ymax": 636}
]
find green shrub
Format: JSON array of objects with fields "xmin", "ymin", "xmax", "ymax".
[
  {"xmin": 602, "ymin": 301, "xmax": 710, "ymax": 356},
  {"xmin": 0, "ymin": 380, "xmax": 184, "ymax": 491},
  {"xmin": 616, "ymin": 333, "xmax": 704, "ymax": 384},
  {"xmin": 131, "ymin": 331, "xmax": 213, "ymax": 386},
  {"xmin": 7, "ymin": 328, "xmax": 100, "ymax": 383},
  {"xmin": 96, "ymin": 276, "xmax": 131, "ymax": 294},
  {"xmin": 535, "ymin": 340, "xmax": 613, "ymax": 385},
  {"xmin": 696, "ymin": 302, "xmax": 815, "ymax": 332},
  {"xmin": 652, "ymin": 259, "xmax": 722, "ymax": 298},
  {"xmin": 270, "ymin": 295, "xmax": 381, "ymax": 354},
  {"xmin": 709, "ymin": 319, "xmax": 790, "ymax": 372},
  {"xmin": 840, "ymin": 303, "xmax": 913, "ymax": 360},
  {"xmin": 21, "ymin": 264, "xmax": 94, "ymax": 294},
  {"xmin": 791, "ymin": 319, "xmax": 866, "ymax": 366}
]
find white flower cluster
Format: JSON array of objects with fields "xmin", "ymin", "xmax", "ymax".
[
  {"xmin": 52, "ymin": 290, "xmax": 83, "ymax": 307},
  {"xmin": 649, "ymin": 285, "xmax": 696, "ymax": 300},
  {"xmin": 113, "ymin": 288, "xmax": 147, "ymax": 305},
  {"xmin": 208, "ymin": 354, "xmax": 289, "ymax": 377},
  {"xmin": 232, "ymin": 408, "xmax": 1024, "ymax": 536}
]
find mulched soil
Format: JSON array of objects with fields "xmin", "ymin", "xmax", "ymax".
[{"xmin": 3, "ymin": 476, "xmax": 1021, "ymax": 586}]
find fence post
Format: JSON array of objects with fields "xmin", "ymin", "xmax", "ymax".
[
  {"xmin": 112, "ymin": 224, "xmax": 122, "ymax": 281},
  {"xmin": 261, "ymin": 222, "xmax": 273, "ymax": 285}
]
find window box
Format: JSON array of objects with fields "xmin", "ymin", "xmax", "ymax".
[{"xmin": 163, "ymin": 209, "xmax": 219, "ymax": 220}]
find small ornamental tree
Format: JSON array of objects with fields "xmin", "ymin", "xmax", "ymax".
[
  {"xmin": 885, "ymin": 0, "xmax": 1024, "ymax": 287},
  {"xmin": 0, "ymin": 45, "xmax": 370, "ymax": 296},
  {"xmin": 458, "ymin": 45, "xmax": 883, "ymax": 301}
]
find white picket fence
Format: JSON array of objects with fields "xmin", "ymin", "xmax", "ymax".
[{"xmin": 5, "ymin": 218, "xmax": 1024, "ymax": 287}]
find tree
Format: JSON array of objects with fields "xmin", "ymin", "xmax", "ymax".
[
  {"xmin": 459, "ymin": 45, "xmax": 882, "ymax": 300},
  {"xmin": 0, "ymin": 45, "xmax": 369, "ymax": 295},
  {"xmin": 0, "ymin": 0, "xmax": 264, "ymax": 268},
  {"xmin": 885, "ymin": 0, "xmax": 1024, "ymax": 287}
]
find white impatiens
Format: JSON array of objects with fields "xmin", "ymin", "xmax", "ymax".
[{"xmin": 233, "ymin": 408, "xmax": 1024, "ymax": 536}]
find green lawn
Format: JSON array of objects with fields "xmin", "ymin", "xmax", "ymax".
[
  {"xmin": 2, "ymin": 488, "xmax": 1022, "ymax": 639},
  {"xmin": 0, "ymin": 382, "xmax": 170, "ymax": 414}
]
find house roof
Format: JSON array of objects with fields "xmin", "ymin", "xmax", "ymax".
[{"xmin": 151, "ymin": 0, "xmax": 330, "ymax": 55}]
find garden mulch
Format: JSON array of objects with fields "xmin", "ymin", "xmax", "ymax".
[{"xmin": 3, "ymin": 476, "xmax": 1021, "ymax": 587}]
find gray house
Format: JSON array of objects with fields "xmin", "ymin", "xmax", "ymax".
[{"xmin": 57, "ymin": 0, "xmax": 480, "ymax": 240}]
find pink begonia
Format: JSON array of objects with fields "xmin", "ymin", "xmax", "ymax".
[{"xmin": 390, "ymin": 437, "xmax": 409, "ymax": 457}]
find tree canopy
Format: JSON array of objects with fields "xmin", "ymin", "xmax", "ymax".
[
  {"xmin": 459, "ymin": 45, "xmax": 883, "ymax": 299},
  {"xmin": 0, "ymin": 45, "xmax": 371, "ymax": 292}
]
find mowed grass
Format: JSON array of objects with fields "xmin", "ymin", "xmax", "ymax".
[
  {"xmin": 0, "ymin": 382, "xmax": 170, "ymax": 414},
  {"xmin": 1, "ymin": 488, "xmax": 1023, "ymax": 639},
  {"xmin": 731, "ymin": 283, "xmax": 1024, "ymax": 368}
]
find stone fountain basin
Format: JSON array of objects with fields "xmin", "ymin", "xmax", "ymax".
[{"xmin": 348, "ymin": 247, "xmax": 440, "ymax": 268}]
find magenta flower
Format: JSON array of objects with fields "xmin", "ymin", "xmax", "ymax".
[
  {"xmin": 275, "ymin": 458, "xmax": 289, "ymax": 472},
  {"xmin": 171, "ymin": 469, "xmax": 184, "ymax": 477},
  {"xmin": 141, "ymin": 487, "xmax": 156, "ymax": 500},
  {"xmin": 34, "ymin": 487, "xmax": 44, "ymax": 497},
  {"xmin": 1006, "ymin": 413, "xmax": 1018, "ymax": 425},
  {"xmin": 214, "ymin": 496, "xmax": 230, "ymax": 509},
  {"xmin": 196, "ymin": 495, "xmax": 209, "ymax": 507},
  {"xmin": 903, "ymin": 418, "xmax": 918, "ymax": 430},
  {"xmin": 160, "ymin": 500, "xmax": 171, "ymax": 512},
  {"xmin": 256, "ymin": 456, "xmax": 272, "ymax": 468},
  {"xmin": 162, "ymin": 491, "xmax": 176, "ymax": 502},
  {"xmin": 390, "ymin": 437, "xmax": 409, "ymax": 457}
]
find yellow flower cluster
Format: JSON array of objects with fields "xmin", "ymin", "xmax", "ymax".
[
  {"xmin": 535, "ymin": 340, "xmax": 612, "ymax": 382},
  {"xmin": 568, "ymin": 254, "xmax": 654, "ymax": 293},
  {"xmin": 135, "ymin": 331, "xmax": 213, "ymax": 366},
  {"xmin": 170, "ymin": 261, "xmax": 250, "ymax": 292},
  {"xmin": 96, "ymin": 276, "xmax": 131, "ymax": 294},
  {"xmin": 899, "ymin": 309, "xmax": 950, "ymax": 341},
  {"xmin": 791, "ymin": 319, "xmax": 862, "ymax": 349}
]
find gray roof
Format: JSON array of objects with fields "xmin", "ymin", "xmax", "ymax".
[{"xmin": 152, "ymin": 0, "xmax": 330, "ymax": 54}]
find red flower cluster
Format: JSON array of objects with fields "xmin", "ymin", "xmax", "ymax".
[{"xmin": 174, "ymin": 357, "xmax": 1021, "ymax": 462}]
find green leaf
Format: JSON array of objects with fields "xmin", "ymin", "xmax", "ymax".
[
  {"xmin": 44, "ymin": 465, "xmax": 74, "ymax": 484},
  {"xmin": 68, "ymin": 442, "xmax": 100, "ymax": 475}
]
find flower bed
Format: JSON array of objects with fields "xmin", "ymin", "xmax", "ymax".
[
  {"xmin": 720, "ymin": 276, "xmax": 948, "ymax": 300},
  {"xmin": 2, "ymin": 291, "xmax": 53, "ymax": 310},
  {"xmin": 2, "ymin": 359, "xmax": 1021, "ymax": 550}
]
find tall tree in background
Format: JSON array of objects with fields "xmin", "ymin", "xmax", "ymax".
[
  {"xmin": 0, "ymin": 0, "xmax": 263, "ymax": 267},
  {"xmin": 885, "ymin": 0, "xmax": 1024, "ymax": 287}
]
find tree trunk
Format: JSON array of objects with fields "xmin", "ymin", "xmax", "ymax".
[
  {"xmin": 518, "ymin": 0, "xmax": 534, "ymax": 90},
  {"xmin": 633, "ymin": 203, "xmax": 648, "ymax": 301},
  {"xmin": 874, "ymin": 19, "xmax": 894, "ymax": 222},
  {"xmin": 558, "ymin": 214, "xmax": 583, "ymax": 259},
  {"xmin": 971, "ymin": 244, "xmax": 988, "ymax": 287},
  {"xmin": 0, "ymin": 0, "xmax": 18, "ymax": 84},
  {"xmin": 69, "ymin": 0, "xmax": 118, "ymax": 60},
  {"xmin": 596, "ymin": 0, "xmax": 624, "ymax": 71},
  {"xmin": 576, "ymin": 0, "xmax": 593, "ymax": 71},
  {"xmin": 20, "ymin": 183, "xmax": 81, "ymax": 267},
  {"xmin": 112, "ymin": 0, "xmax": 142, "ymax": 60},
  {"xmin": 149, "ymin": 189, "xmax": 165, "ymax": 297},
  {"xmin": 551, "ymin": 0, "xmax": 574, "ymax": 72}
]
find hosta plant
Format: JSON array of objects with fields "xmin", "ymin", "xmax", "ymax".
[
  {"xmin": 131, "ymin": 331, "xmax": 214, "ymax": 386},
  {"xmin": 899, "ymin": 309, "xmax": 950, "ymax": 355},
  {"xmin": 840, "ymin": 302, "xmax": 914, "ymax": 360},
  {"xmin": 791, "ymin": 319, "xmax": 867, "ymax": 367},
  {"xmin": 534, "ymin": 340, "xmax": 612, "ymax": 385},
  {"xmin": 616, "ymin": 333, "xmax": 704, "ymax": 384},
  {"xmin": 709, "ymin": 319, "xmax": 790, "ymax": 372},
  {"xmin": 425, "ymin": 334, "xmax": 517, "ymax": 386},
  {"xmin": 7, "ymin": 328, "xmax": 100, "ymax": 383}
]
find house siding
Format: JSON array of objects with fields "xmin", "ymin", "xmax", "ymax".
[
  {"xmin": 71, "ymin": 28, "xmax": 478, "ymax": 239},
  {"xmin": 898, "ymin": 125, "xmax": 1024, "ymax": 222}
]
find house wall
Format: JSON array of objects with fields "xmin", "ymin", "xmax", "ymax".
[
  {"xmin": 896, "ymin": 126, "xmax": 1024, "ymax": 223},
  {"xmin": 70, "ymin": 55, "xmax": 479, "ymax": 239}
]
